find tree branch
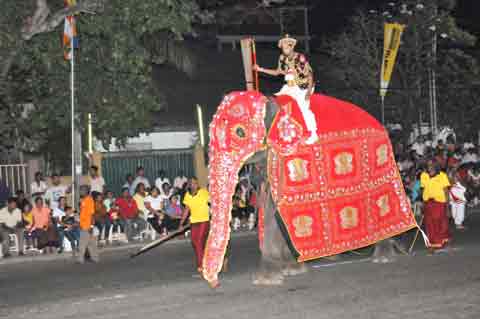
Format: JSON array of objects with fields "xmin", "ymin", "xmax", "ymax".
[{"xmin": 21, "ymin": 0, "xmax": 105, "ymax": 40}]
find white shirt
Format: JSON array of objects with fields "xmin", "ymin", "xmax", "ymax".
[
  {"xmin": 411, "ymin": 142, "xmax": 426, "ymax": 156},
  {"xmin": 462, "ymin": 153, "xmax": 478, "ymax": 164},
  {"xmin": 31, "ymin": 180, "xmax": 48, "ymax": 196},
  {"xmin": 174, "ymin": 176, "xmax": 188, "ymax": 189},
  {"xmin": 52, "ymin": 207, "xmax": 66, "ymax": 219},
  {"xmin": 89, "ymin": 176, "xmax": 105, "ymax": 193},
  {"xmin": 123, "ymin": 182, "xmax": 135, "ymax": 196},
  {"xmin": 155, "ymin": 177, "xmax": 171, "ymax": 190},
  {"xmin": 144, "ymin": 195, "xmax": 163, "ymax": 212},
  {"xmin": 131, "ymin": 176, "xmax": 151, "ymax": 193},
  {"xmin": 450, "ymin": 182, "xmax": 466, "ymax": 203},
  {"xmin": 45, "ymin": 185, "xmax": 68, "ymax": 209},
  {"xmin": 0, "ymin": 207, "xmax": 22, "ymax": 228}
]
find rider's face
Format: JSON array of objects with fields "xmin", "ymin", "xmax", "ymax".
[{"xmin": 281, "ymin": 43, "xmax": 294, "ymax": 56}]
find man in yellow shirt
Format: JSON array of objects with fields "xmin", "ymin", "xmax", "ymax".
[
  {"xmin": 77, "ymin": 186, "xmax": 99, "ymax": 263},
  {"xmin": 420, "ymin": 161, "xmax": 451, "ymax": 251},
  {"xmin": 181, "ymin": 177, "xmax": 210, "ymax": 273}
]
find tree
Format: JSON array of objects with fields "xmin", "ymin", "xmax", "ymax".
[
  {"xmin": 0, "ymin": 0, "xmax": 206, "ymax": 170},
  {"xmin": 325, "ymin": 0, "xmax": 478, "ymax": 140}
]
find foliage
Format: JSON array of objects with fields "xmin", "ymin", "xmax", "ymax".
[
  {"xmin": 0, "ymin": 0, "xmax": 206, "ymax": 168},
  {"xmin": 325, "ymin": 0, "xmax": 479, "ymax": 139}
]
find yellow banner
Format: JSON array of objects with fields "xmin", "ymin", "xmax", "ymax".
[{"xmin": 380, "ymin": 23, "xmax": 405, "ymax": 98}]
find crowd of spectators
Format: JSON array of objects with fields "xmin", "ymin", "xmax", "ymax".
[
  {"xmin": 396, "ymin": 134, "xmax": 480, "ymax": 252},
  {"xmin": 0, "ymin": 166, "xmax": 191, "ymax": 258}
]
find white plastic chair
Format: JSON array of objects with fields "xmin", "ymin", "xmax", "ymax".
[{"xmin": 8, "ymin": 234, "xmax": 19, "ymax": 254}]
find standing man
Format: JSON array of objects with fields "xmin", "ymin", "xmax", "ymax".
[
  {"xmin": 89, "ymin": 166, "xmax": 105, "ymax": 195},
  {"xmin": 420, "ymin": 160, "xmax": 451, "ymax": 253},
  {"xmin": 173, "ymin": 171, "xmax": 188, "ymax": 190},
  {"xmin": 123, "ymin": 174, "xmax": 135, "ymax": 196},
  {"xmin": 30, "ymin": 172, "xmax": 48, "ymax": 199},
  {"xmin": 131, "ymin": 166, "xmax": 151, "ymax": 193},
  {"xmin": 0, "ymin": 198, "xmax": 25, "ymax": 257},
  {"xmin": 77, "ymin": 186, "xmax": 99, "ymax": 263},
  {"xmin": 155, "ymin": 170, "xmax": 170, "ymax": 191},
  {"xmin": 180, "ymin": 177, "xmax": 210, "ymax": 274},
  {"xmin": 45, "ymin": 174, "xmax": 69, "ymax": 210},
  {"xmin": 254, "ymin": 34, "xmax": 318, "ymax": 144}
]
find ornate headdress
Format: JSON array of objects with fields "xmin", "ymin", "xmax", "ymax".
[{"xmin": 278, "ymin": 34, "xmax": 297, "ymax": 48}]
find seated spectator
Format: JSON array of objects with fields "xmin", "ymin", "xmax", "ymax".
[
  {"xmin": 22, "ymin": 203, "xmax": 34, "ymax": 249},
  {"xmin": 93, "ymin": 192, "xmax": 110, "ymax": 244},
  {"xmin": 173, "ymin": 171, "xmax": 188, "ymax": 190},
  {"xmin": 115, "ymin": 187, "xmax": 145, "ymax": 241},
  {"xmin": 52, "ymin": 197, "xmax": 67, "ymax": 253},
  {"xmin": 0, "ymin": 198, "xmax": 25, "ymax": 257},
  {"xmin": 160, "ymin": 182, "xmax": 173, "ymax": 201},
  {"xmin": 103, "ymin": 190, "xmax": 115, "ymax": 212},
  {"xmin": 30, "ymin": 197, "xmax": 52, "ymax": 251},
  {"xmin": 30, "ymin": 171, "xmax": 48, "ymax": 199},
  {"xmin": 144, "ymin": 187, "xmax": 165, "ymax": 234},
  {"xmin": 462, "ymin": 148, "xmax": 478, "ymax": 164},
  {"xmin": 15, "ymin": 190, "xmax": 30, "ymax": 212},
  {"xmin": 61, "ymin": 206, "xmax": 80, "ymax": 252},
  {"xmin": 133, "ymin": 183, "xmax": 148, "ymax": 220},
  {"xmin": 411, "ymin": 137, "xmax": 426, "ymax": 157},
  {"xmin": 109, "ymin": 204, "xmax": 125, "ymax": 234},
  {"xmin": 155, "ymin": 170, "xmax": 170, "ymax": 191},
  {"xmin": 164, "ymin": 195, "xmax": 183, "ymax": 220}
]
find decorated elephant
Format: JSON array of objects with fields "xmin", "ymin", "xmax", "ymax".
[{"xmin": 203, "ymin": 91, "xmax": 418, "ymax": 288}]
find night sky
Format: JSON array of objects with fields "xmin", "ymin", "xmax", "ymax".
[{"xmin": 308, "ymin": 0, "xmax": 480, "ymax": 38}]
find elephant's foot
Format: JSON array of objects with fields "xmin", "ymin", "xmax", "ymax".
[
  {"xmin": 371, "ymin": 256, "xmax": 394, "ymax": 264},
  {"xmin": 253, "ymin": 271, "xmax": 285, "ymax": 286},
  {"xmin": 371, "ymin": 239, "xmax": 398, "ymax": 264},
  {"xmin": 282, "ymin": 262, "xmax": 309, "ymax": 277}
]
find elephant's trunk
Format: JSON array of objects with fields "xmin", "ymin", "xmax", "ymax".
[
  {"xmin": 202, "ymin": 91, "xmax": 268, "ymax": 286},
  {"xmin": 202, "ymin": 152, "xmax": 245, "ymax": 286}
]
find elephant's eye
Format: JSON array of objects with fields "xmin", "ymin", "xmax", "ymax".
[{"xmin": 235, "ymin": 126, "xmax": 246, "ymax": 138}]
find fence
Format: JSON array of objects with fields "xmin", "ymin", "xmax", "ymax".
[
  {"xmin": 101, "ymin": 148, "xmax": 195, "ymax": 195},
  {"xmin": 0, "ymin": 164, "xmax": 28, "ymax": 196}
]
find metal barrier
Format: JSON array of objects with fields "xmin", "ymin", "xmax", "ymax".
[{"xmin": 0, "ymin": 164, "xmax": 28, "ymax": 195}]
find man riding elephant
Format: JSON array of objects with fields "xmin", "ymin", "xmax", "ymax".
[{"xmin": 254, "ymin": 34, "xmax": 318, "ymax": 144}]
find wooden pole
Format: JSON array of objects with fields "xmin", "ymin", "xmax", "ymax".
[{"xmin": 252, "ymin": 39, "xmax": 259, "ymax": 91}]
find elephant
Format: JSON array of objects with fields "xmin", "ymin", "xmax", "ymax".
[{"xmin": 202, "ymin": 91, "xmax": 418, "ymax": 288}]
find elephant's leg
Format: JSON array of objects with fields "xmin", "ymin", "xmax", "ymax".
[
  {"xmin": 253, "ymin": 187, "xmax": 308, "ymax": 285},
  {"xmin": 372, "ymin": 238, "xmax": 407, "ymax": 263},
  {"xmin": 253, "ymin": 188, "xmax": 287, "ymax": 285}
]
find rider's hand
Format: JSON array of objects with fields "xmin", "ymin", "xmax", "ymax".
[{"xmin": 253, "ymin": 64, "xmax": 261, "ymax": 72}]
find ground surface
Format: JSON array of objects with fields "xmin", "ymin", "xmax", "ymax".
[{"xmin": 1, "ymin": 218, "xmax": 480, "ymax": 319}]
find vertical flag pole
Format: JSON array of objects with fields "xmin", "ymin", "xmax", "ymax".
[{"xmin": 70, "ymin": 37, "xmax": 75, "ymax": 209}]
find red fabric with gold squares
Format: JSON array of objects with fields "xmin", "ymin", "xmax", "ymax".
[{"xmin": 267, "ymin": 94, "xmax": 416, "ymax": 262}]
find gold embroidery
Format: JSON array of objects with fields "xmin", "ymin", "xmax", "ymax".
[
  {"xmin": 287, "ymin": 158, "xmax": 309, "ymax": 182},
  {"xmin": 339, "ymin": 206, "xmax": 359, "ymax": 229},
  {"xmin": 376, "ymin": 195, "xmax": 390, "ymax": 217},
  {"xmin": 293, "ymin": 215, "xmax": 313, "ymax": 238},
  {"xmin": 334, "ymin": 152, "xmax": 353, "ymax": 175},
  {"xmin": 376, "ymin": 144, "xmax": 388, "ymax": 166}
]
